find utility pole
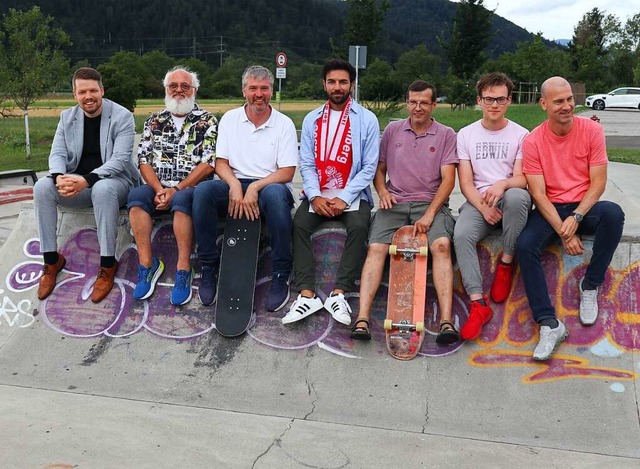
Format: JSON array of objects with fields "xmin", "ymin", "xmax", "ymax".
[{"xmin": 218, "ymin": 36, "xmax": 226, "ymax": 67}]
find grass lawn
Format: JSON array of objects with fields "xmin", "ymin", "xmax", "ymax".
[{"xmin": 0, "ymin": 100, "xmax": 637, "ymax": 171}]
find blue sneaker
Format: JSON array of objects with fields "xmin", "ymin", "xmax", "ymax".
[
  {"xmin": 198, "ymin": 264, "xmax": 218, "ymax": 306},
  {"xmin": 266, "ymin": 273, "xmax": 290, "ymax": 312},
  {"xmin": 171, "ymin": 268, "xmax": 194, "ymax": 306},
  {"xmin": 133, "ymin": 257, "xmax": 165, "ymax": 300}
]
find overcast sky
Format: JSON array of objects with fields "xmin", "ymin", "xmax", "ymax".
[{"xmin": 453, "ymin": 1, "xmax": 639, "ymax": 41}]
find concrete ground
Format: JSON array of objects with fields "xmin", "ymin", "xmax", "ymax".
[{"xmin": 0, "ymin": 109, "xmax": 638, "ymax": 468}]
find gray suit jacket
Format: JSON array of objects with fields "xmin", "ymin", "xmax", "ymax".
[{"xmin": 48, "ymin": 98, "xmax": 139, "ymax": 186}]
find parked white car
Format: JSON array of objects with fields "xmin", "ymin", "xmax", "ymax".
[{"xmin": 585, "ymin": 87, "xmax": 640, "ymax": 111}]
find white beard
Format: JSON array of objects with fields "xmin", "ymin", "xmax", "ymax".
[{"xmin": 165, "ymin": 95, "xmax": 195, "ymax": 115}]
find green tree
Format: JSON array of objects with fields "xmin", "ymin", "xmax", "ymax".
[
  {"xmin": 0, "ymin": 6, "xmax": 70, "ymax": 159},
  {"xmin": 139, "ymin": 50, "xmax": 177, "ymax": 98},
  {"xmin": 360, "ymin": 58, "xmax": 398, "ymax": 99},
  {"xmin": 444, "ymin": 0, "xmax": 494, "ymax": 80},
  {"xmin": 343, "ymin": 0, "xmax": 391, "ymax": 49},
  {"xmin": 97, "ymin": 51, "xmax": 146, "ymax": 111},
  {"xmin": 391, "ymin": 44, "xmax": 442, "ymax": 91},
  {"xmin": 568, "ymin": 8, "xmax": 618, "ymax": 90}
]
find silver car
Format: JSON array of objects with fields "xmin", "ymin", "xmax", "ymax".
[{"xmin": 585, "ymin": 87, "xmax": 640, "ymax": 111}]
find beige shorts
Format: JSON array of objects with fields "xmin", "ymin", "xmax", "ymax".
[{"xmin": 368, "ymin": 202, "xmax": 455, "ymax": 245}]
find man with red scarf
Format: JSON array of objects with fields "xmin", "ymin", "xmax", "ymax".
[{"xmin": 282, "ymin": 59, "xmax": 379, "ymax": 326}]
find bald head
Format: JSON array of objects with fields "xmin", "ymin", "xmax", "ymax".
[{"xmin": 540, "ymin": 76, "xmax": 571, "ymax": 99}]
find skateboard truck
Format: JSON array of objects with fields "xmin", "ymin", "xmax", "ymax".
[
  {"xmin": 384, "ymin": 318, "xmax": 425, "ymax": 333},
  {"xmin": 389, "ymin": 245, "xmax": 428, "ymax": 261}
]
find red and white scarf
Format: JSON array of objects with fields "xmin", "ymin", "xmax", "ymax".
[{"xmin": 314, "ymin": 97, "xmax": 353, "ymax": 190}]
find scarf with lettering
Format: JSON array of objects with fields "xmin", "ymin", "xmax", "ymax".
[{"xmin": 314, "ymin": 97, "xmax": 353, "ymax": 190}]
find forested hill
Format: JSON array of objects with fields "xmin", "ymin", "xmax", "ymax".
[{"xmin": 1, "ymin": 0, "xmax": 551, "ymax": 66}]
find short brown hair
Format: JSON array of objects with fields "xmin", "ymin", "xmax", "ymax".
[
  {"xmin": 476, "ymin": 72, "xmax": 514, "ymax": 96},
  {"xmin": 72, "ymin": 67, "xmax": 103, "ymax": 89},
  {"xmin": 406, "ymin": 80, "xmax": 437, "ymax": 101}
]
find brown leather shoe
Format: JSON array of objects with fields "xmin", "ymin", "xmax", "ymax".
[
  {"xmin": 91, "ymin": 262, "xmax": 118, "ymax": 303},
  {"xmin": 37, "ymin": 254, "xmax": 67, "ymax": 300}
]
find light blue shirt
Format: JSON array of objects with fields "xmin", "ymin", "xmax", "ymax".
[{"xmin": 299, "ymin": 99, "xmax": 379, "ymax": 207}]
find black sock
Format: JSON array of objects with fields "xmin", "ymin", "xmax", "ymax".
[
  {"xmin": 43, "ymin": 251, "xmax": 59, "ymax": 265},
  {"xmin": 473, "ymin": 298, "xmax": 488, "ymax": 306},
  {"xmin": 539, "ymin": 318, "xmax": 559, "ymax": 329},
  {"xmin": 581, "ymin": 279, "xmax": 597, "ymax": 291},
  {"xmin": 100, "ymin": 256, "xmax": 116, "ymax": 268}
]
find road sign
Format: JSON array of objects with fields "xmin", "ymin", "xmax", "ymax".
[
  {"xmin": 276, "ymin": 68, "xmax": 286, "ymax": 79},
  {"xmin": 276, "ymin": 52, "xmax": 288, "ymax": 68}
]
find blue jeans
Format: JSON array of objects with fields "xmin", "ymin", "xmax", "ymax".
[
  {"xmin": 516, "ymin": 201, "xmax": 624, "ymax": 322},
  {"xmin": 193, "ymin": 179, "xmax": 294, "ymax": 275},
  {"xmin": 127, "ymin": 184, "xmax": 196, "ymax": 216}
]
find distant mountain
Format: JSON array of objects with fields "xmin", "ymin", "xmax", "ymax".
[{"xmin": 1, "ymin": 0, "xmax": 556, "ymax": 67}]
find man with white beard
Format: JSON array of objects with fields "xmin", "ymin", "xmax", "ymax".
[{"xmin": 127, "ymin": 66, "xmax": 218, "ymax": 306}]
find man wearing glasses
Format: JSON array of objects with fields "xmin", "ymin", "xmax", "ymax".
[
  {"xmin": 128, "ymin": 66, "xmax": 217, "ymax": 306},
  {"xmin": 454, "ymin": 72, "xmax": 531, "ymax": 341},
  {"xmin": 350, "ymin": 80, "xmax": 459, "ymax": 343}
]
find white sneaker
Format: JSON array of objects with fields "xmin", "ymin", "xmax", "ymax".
[
  {"xmin": 282, "ymin": 294, "xmax": 324, "ymax": 325},
  {"xmin": 533, "ymin": 321, "xmax": 568, "ymax": 361},
  {"xmin": 579, "ymin": 283, "xmax": 599, "ymax": 326},
  {"xmin": 324, "ymin": 293, "xmax": 352, "ymax": 325}
]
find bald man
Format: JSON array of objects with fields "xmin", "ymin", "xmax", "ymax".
[{"xmin": 517, "ymin": 76, "xmax": 624, "ymax": 361}]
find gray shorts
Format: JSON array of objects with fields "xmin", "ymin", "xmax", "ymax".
[{"xmin": 368, "ymin": 202, "xmax": 455, "ymax": 245}]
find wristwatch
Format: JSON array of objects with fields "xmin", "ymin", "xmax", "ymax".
[{"xmin": 570, "ymin": 212, "xmax": 583, "ymax": 223}]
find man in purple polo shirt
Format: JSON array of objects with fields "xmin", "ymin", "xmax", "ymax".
[{"xmin": 350, "ymin": 80, "xmax": 459, "ymax": 344}]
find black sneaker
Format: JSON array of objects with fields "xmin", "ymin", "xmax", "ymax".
[
  {"xmin": 265, "ymin": 273, "xmax": 290, "ymax": 312},
  {"xmin": 198, "ymin": 264, "xmax": 218, "ymax": 306}
]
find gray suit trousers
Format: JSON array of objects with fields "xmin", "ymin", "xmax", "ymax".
[{"xmin": 34, "ymin": 176, "xmax": 130, "ymax": 257}]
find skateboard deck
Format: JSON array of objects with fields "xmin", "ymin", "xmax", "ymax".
[
  {"xmin": 215, "ymin": 216, "xmax": 261, "ymax": 337},
  {"xmin": 384, "ymin": 225, "xmax": 428, "ymax": 360}
]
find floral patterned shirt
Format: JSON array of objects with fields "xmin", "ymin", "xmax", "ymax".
[{"xmin": 137, "ymin": 104, "xmax": 217, "ymax": 187}]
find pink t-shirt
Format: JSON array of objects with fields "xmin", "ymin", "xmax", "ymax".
[
  {"xmin": 457, "ymin": 120, "xmax": 528, "ymax": 194},
  {"xmin": 523, "ymin": 116, "xmax": 607, "ymax": 203},
  {"xmin": 379, "ymin": 118, "xmax": 458, "ymax": 203}
]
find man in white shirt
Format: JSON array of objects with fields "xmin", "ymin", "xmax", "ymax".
[
  {"xmin": 193, "ymin": 65, "xmax": 298, "ymax": 311},
  {"xmin": 454, "ymin": 72, "xmax": 530, "ymax": 340}
]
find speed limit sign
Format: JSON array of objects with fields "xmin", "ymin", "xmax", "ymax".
[{"xmin": 276, "ymin": 52, "xmax": 288, "ymax": 68}]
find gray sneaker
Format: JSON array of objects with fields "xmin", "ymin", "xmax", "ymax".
[
  {"xmin": 533, "ymin": 321, "xmax": 568, "ymax": 361},
  {"xmin": 579, "ymin": 283, "xmax": 599, "ymax": 326}
]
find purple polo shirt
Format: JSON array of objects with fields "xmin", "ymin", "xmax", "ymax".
[{"xmin": 379, "ymin": 118, "xmax": 458, "ymax": 203}]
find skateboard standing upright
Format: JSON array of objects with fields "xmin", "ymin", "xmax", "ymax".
[
  {"xmin": 215, "ymin": 216, "xmax": 261, "ymax": 337},
  {"xmin": 384, "ymin": 225, "xmax": 428, "ymax": 360}
]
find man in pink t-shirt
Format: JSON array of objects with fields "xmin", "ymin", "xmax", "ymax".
[
  {"xmin": 454, "ymin": 72, "xmax": 531, "ymax": 342},
  {"xmin": 350, "ymin": 80, "xmax": 460, "ymax": 345},
  {"xmin": 518, "ymin": 76, "xmax": 625, "ymax": 361}
]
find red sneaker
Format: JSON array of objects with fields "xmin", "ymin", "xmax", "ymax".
[
  {"xmin": 490, "ymin": 261, "xmax": 513, "ymax": 303},
  {"xmin": 461, "ymin": 298, "xmax": 493, "ymax": 341}
]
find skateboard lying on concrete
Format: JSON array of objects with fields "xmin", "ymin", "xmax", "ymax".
[
  {"xmin": 384, "ymin": 225, "xmax": 428, "ymax": 360},
  {"xmin": 215, "ymin": 216, "xmax": 261, "ymax": 337}
]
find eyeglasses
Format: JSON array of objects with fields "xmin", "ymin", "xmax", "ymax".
[
  {"xmin": 167, "ymin": 82, "xmax": 194, "ymax": 92},
  {"xmin": 481, "ymin": 96, "xmax": 509, "ymax": 105},
  {"xmin": 407, "ymin": 101, "xmax": 434, "ymax": 108}
]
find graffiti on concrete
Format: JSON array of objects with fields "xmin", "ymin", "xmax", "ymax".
[
  {"xmin": 3, "ymin": 225, "xmax": 639, "ymax": 383},
  {"xmin": 465, "ymin": 242, "xmax": 639, "ymax": 383}
]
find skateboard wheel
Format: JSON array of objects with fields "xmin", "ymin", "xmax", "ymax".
[
  {"xmin": 389, "ymin": 245, "xmax": 397, "ymax": 256},
  {"xmin": 416, "ymin": 322, "xmax": 425, "ymax": 332},
  {"xmin": 419, "ymin": 247, "xmax": 428, "ymax": 256},
  {"xmin": 384, "ymin": 319, "xmax": 393, "ymax": 330}
]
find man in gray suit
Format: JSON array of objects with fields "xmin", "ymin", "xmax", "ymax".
[{"xmin": 34, "ymin": 67, "xmax": 138, "ymax": 303}]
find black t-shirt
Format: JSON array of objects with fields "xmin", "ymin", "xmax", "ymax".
[{"xmin": 76, "ymin": 114, "xmax": 102, "ymax": 176}]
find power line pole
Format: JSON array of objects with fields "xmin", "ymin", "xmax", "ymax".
[{"xmin": 218, "ymin": 36, "xmax": 226, "ymax": 67}]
